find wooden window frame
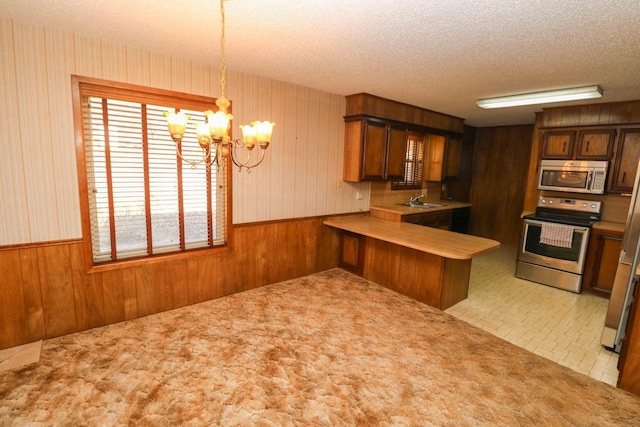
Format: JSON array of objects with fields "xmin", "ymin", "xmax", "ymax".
[
  {"xmin": 72, "ymin": 75, "xmax": 233, "ymax": 273},
  {"xmin": 391, "ymin": 131, "xmax": 424, "ymax": 190}
]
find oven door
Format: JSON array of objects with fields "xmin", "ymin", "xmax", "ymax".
[{"xmin": 519, "ymin": 219, "xmax": 590, "ymax": 274}]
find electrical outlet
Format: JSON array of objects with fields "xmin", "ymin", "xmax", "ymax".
[{"xmin": 356, "ymin": 191, "xmax": 363, "ymax": 200}]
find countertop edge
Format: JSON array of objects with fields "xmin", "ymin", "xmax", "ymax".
[{"xmin": 324, "ymin": 215, "xmax": 500, "ymax": 260}]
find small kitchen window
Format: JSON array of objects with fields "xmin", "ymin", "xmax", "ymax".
[{"xmin": 392, "ymin": 132, "xmax": 425, "ymax": 190}]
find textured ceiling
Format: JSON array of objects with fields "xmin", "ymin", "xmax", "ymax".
[{"xmin": 2, "ymin": 0, "xmax": 640, "ymax": 127}]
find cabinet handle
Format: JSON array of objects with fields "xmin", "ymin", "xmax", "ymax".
[
  {"xmin": 586, "ymin": 140, "xmax": 590, "ymax": 152},
  {"xmin": 622, "ymin": 172, "xmax": 626, "ymax": 183},
  {"xmin": 563, "ymin": 141, "xmax": 566, "ymax": 152}
]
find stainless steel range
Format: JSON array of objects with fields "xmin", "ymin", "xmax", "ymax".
[{"xmin": 516, "ymin": 196, "xmax": 602, "ymax": 293}]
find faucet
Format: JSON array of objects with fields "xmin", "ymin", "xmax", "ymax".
[{"xmin": 409, "ymin": 194, "xmax": 425, "ymax": 207}]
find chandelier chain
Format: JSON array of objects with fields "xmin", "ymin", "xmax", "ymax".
[
  {"xmin": 163, "ymin": 0, "xmax": 273, "ymax": 172},
  {"xmin": 219, "ymin": 0, "xmax": 226, "ymax": 99}
]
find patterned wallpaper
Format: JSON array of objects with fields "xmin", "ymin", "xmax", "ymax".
[{"xmin": 0, "ymin": 17, "xmax": 370, "ymax": 245}]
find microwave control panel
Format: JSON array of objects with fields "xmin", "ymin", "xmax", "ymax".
[{"xmin": 592, "ymin": 170, "xmax": 606, "ymax": 192}]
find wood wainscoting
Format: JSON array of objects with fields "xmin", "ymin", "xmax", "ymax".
[{"xmin": 0, "ymin": 216, "xmax": 342, "ymax": 350}]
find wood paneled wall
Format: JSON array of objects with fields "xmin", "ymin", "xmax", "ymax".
[
  {"xmin": 540, "ymin": 101, "xmax": 640, "ymax": 128},
  {"xmin": 0, "ymin": 216, "xmax": 341, "ymax": 350},
  {"xmin": 0, "ymin": 17, "xmax": 370, "ymax": 246},
  {"xmin": 468, "ymin": 125, "xmax": 534, "ymax": 248}
]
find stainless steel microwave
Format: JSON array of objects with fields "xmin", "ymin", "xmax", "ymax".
[{"xmin": 538, "ymin": 160, "xmax": 608, "ymax": 194}]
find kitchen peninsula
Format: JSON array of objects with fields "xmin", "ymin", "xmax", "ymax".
[{"xmin": 324, "ymin": 210, "xmax": 500, "ymax": 310}]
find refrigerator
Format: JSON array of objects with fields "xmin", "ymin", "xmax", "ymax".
[{"xmin": 601, "ymin": 160, "xmax": 640, "ymax": 353}]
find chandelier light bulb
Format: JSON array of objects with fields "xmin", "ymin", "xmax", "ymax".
[
  {"xmin": 240, "ymin": 124, "xmax": 257, "ymax": 149},
  {"xmin": 165, "ymin": 111, "xmax": 189, "ymax": 141},
  {"xmin": 254, "ymin": 121, "xmax": 275, "ymax": 143}
]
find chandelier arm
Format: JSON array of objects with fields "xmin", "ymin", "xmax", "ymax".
[
  {"xmin": 174, "ymin": 143, "xmax": 209, "ymax": 169},
  {"xmin": 229, "ymin": 144, "xmax": 267, "ymax": 171},
  {"xmin": 229, "ymin": 139, "xmax": 252, "ymax": 166}
]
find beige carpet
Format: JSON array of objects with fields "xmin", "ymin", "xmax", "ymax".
[{"xmin": 1, "ymin": 269, "xmax": 640, "ymax": 426}]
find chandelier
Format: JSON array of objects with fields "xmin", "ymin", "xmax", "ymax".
[{"xmin": 165, "ymin": 0, "xmax": 274, "ymax": 170}]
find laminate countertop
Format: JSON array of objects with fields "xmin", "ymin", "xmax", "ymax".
[
  {"xmin": 593, "ymin": 221, "xmax": 625, "ymax": 233},
  {"xmin": 324, "ymin": 215, "xmax": 500, "ymax": 260}
]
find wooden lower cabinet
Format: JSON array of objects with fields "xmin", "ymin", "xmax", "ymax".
[
  {"xmin": 362, "ymin": 237, "xmax": 471, "ymax": 310},
  {"xmin": 335, "ymin": 229, "xmax": 473, "ymax": 310},
  {"xmin": 339, "ymin": 232, "xmax": 365, "ymax": 274},
  {"xmin": 582, "ymin": 228, "xmax": 623, "ymax": 296},
  {"xmin": 403, "ymin": 210, "xmax": 452, "ymax": 230}
]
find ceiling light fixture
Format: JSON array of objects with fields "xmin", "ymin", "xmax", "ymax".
[
  {"xmin": 165, "ymin": 0, "xmax": 274, "ymax": 170},
  {"xmin": 476, "ymin": 85, "xmax": 603, "ymax": 109}
]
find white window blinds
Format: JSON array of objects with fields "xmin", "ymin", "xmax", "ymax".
[
  {"xmin": 80, "ymin": 91, "xmax": 228, "ymax": 264},
  {"xmin": 393, "ymin": 133, "xmax": 425, "ymax": 189}
]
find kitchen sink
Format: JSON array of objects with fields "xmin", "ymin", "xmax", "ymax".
[{"xmin": 398, "ymin": 202, "xmax": 445, "ymax": 209}]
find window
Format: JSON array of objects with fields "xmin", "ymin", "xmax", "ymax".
[
  {"xmin": 392, "ymin": 132, "xmax": 425, "ymax": 190},
  {"xmin": 72, "ymin": 76, "xmax": 230, "ymax": 267}
]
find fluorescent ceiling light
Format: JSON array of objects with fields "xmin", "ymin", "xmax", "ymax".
[{"xmin": 476, "ymin": 85, "xmax": 603, "ymax": 109}]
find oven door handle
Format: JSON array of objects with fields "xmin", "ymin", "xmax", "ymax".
[{"xmin": 524, "ymin": 218, "xmax": 588, "ymax": 232}]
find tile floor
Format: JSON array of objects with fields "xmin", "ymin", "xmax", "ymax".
[{"xmin": 446, "ymin": 246, "xmax": 620, "ymax": 386}]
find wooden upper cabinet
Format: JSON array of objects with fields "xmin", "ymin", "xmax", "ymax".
[
  {"xmin": 424, "ymin": 134, "xmax": 447, "ymax": 181},
  {"xmin": 609, "ymin": 128, "xmax": 640, "ymax": 193},
  {"xmin": 424, "ymin": 133, "xmax": 461, "ymax": 181},
  {"xmin": 361, "ymin": 120, "xmax": 388, "ymax": 180},
  {"xmin": 387, "ymin": 125, "xmax": 408, "ymax": 180},
  {"xmin": 343, "ymin": 94, "xmax": 466, "ymax": 183},
  {"xmin": 343, "ymin": 117, "xmax": 407, "ymax": 182},
  {"xmin": 576, "ymin": 129, "xmax": 616, "ymax": 159},
  {"xmin": 444, "ymin": 137, "xmax": 462, "ymax": 178},
  {"xmin": 541, "ymin": 131, "xmax": 575, "ymax": 159}
]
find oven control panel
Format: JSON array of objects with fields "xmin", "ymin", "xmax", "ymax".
[{"xmin": 537, "ymin": 196, "xmax": 602, "ymax": 214}]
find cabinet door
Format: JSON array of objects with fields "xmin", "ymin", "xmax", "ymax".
[
  {"xmin": 436, "ymin": 211, "xmax": 452, "ymax": 230},
  {"xmin": 609, "ymin": 129, "xmax": 640, "ymax": 193},
  {"xmin": 403, "ymin": 210, "xmax": 451, "ymax": 230},
  {"xmin": 404, "ymin": 212, "xmax": 439, "ymax": 227},
  {"xmin": 444, "ymin": 137, "xmax": 461, "ymax": 178},
  {"xmin": 576, "ymin": 129, "xmax": 616, "ymax": 159},
  {"xmin": 339, "ymin": 232, "xmax": 365, "ymax": 275},
  {"xmin": 361, "ymin": 121, "xmax": 387, "ymax": 180},
  {"xmin": 541, "ymin": 131, "xmax": 575, "ymax": 159},
  {"xmin": 387, "ymin": 126, "xmax": 408, "ymax": 180},
  {"xmin": 424, "ymin": 134, "xmax": 446, "ymax": 181},
  {"xmin": 583, "ymin": 229, "xmax": 623, "ymax": 296}
]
